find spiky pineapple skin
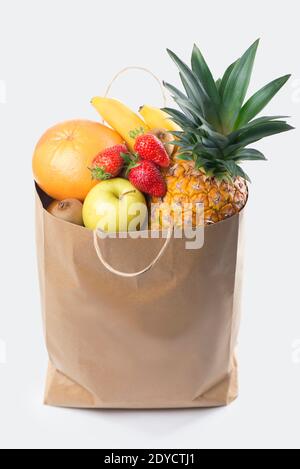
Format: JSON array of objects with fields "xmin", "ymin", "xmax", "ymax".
[{"xmin": 152, "ymin": 159, "xmax": 248, "ymax": 226}]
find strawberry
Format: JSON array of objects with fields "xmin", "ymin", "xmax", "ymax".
[
  {"xmin": 90, "ymin": 144, "xmax": 128, "ymax": 180},
  {"xmin": 128, "ymin": 160, "xmax": 167, "ymax": 198},
  {"xmin": 134, "ymin": 134, "xmax": 171, "ymax": 168}
]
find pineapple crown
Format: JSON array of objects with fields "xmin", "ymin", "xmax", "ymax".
[{"xmin": 163, "ymin": 39, "xmax": 293, "ymax": 182}]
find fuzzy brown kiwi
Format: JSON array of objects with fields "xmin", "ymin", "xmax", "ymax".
[
  {"xmin": 149, "ymin": 128, "xmax": 175, "ymax": 156},
  {"xmin": 47, "ymin": 199, "xmax": 83, "ymax": 226}
]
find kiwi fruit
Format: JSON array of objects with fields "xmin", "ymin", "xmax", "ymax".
[
  {"xmin": 47, "ymin": 199, "xmax": 83, "ymax": 226},
  {"xmin": 149, "ymin": 128, "xmax": 176, "ymax": 156}
]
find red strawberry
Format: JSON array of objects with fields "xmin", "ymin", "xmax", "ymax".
[
  {"xmin": 134, "ymin": 134, "xmax": 171, "ymax": 168},
  {"xmin": 128, "ymin": 160, "xmax": 167, "ymax": 197},
  {"xmin": 90, "ymin": 144, "xmax": 128, "ymax": 180}
]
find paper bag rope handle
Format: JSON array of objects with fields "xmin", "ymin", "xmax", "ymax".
[
  {"xmin": 93, "ymin": 229, "xmax": 173, "ymax": 278},
  {"xmin": 92, "ymin": 67, "xmax": 170, "ymax": 278},
  {"xmin": 103, "ymin": 66, "xmax": 168, "ymax": 107}
]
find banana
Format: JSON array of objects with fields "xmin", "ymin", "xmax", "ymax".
[
  {"xmin": 91, "ymin": 97, "xmax": 148, "ymax": 150},
  {"xmin": 139, "ymin": 105, "xmax": 182, "ymax": 132}
]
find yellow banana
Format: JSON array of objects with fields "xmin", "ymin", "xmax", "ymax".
[
  {"xmin": 91, "ymin": 97, "xmax": 148, "ymax": 150},
  {"xmin": 139, "ymin": 105, "xmax": 182, "ymax": 132}
]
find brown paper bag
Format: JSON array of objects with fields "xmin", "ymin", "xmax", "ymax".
[{"xmin": 35, "ymin": 184, "xmax": 245, "ymax": 409}]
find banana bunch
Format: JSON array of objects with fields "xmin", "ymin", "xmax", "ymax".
[{"xmin": 91, "ymin": 98, "xmax": 181, "ymax": 151}]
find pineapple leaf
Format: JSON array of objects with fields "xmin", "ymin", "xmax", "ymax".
[
  {"xmin": 218, "ymin": 60, "xmax": 238, "ymax": 97},
  {"xmin": 191, "ymin": 44, "xmax": 221, "ymax": 109},
  {"xmin": 201, "ymin": 137, "xmax": 219, "ymax": 148},
  {"xmin": 242, "ymin": 115, "xmax": 289, "ymax": 127},
  {"xmin": 235, "ymin": 74, "xmax": 291, "ymax": 129},
  {"xmin": 166, "ymin": 49, "xmax": 205, "ymax": 108},
  {"xmin": 162, "ymin": 107, "xmax": 197, "ymax": 128},
  {"xmin": 224, "ymin": 121, "xmax": 294, "ymax": 156},
  {"xmin": 169, "ymin": 130, "xmax": 186, "ymax": 138},
  {"xmin": 192, "ymin": 141, "xmax": 221, "ymax": 159},
  {"xmin": 200, "ymin": 122, "xmax": 229, "ymax": 147},
  {"xmin": 221, "ymin": 39, "xmax": 260, "ymax": 133},
  {"xmin": 234, "ymin": 121, "xmax": 294, "ymax": 145},
  {"xmin": 228, "ymin": 116, "xmax": 289, "ymax": 142},
  {"xmin": 174, "ymin": 97, "xmax": 205, "ymax": 122},
  {"xmin": 179, "ymin": 72, "xmax": 202, "ymax": 110},
  {"xmin": 232, "ymin": 148, "xmax": 267, "ymax": 161},
  {"xmin": 165, "ymin": 95, "xmax": 203, "ymax": 126},
  {"xmin": 215, "ymin": 78, "xmax": 222, "ymax": 91},
  {"xmin": 165, "ymin": 41, "xmax": 293, "ymax": 182},
  {"xmin": 167, "ymin": 48, "xmax": 222, "ymax": 130},
  {"xmin": 177, "ymin": 153, "xmax": 194, "ymax": 161},
  {"xmin": 163, "ymin": 82, "xmax": 198, "ymax": 120},
  {"xmin": 175, "ymin": 142, "xmax": 194, "ymax": 149},
  {"xmin": 163, "ymin": 81, "xmax": 189, "ymax": 102},
  {"xmin": 221, "ymin": 160, "xmax": 252, "ymax": 182},
  {"xmin": 195, "ymin": 157, "xmax": 210, "ymax": 170},
  {"xmin": 234, "ymin": 165, "xmax": 252, "ymax": 183},
  {"xmin": 202, "ymin": 147, "xmax": 222, "ymax": 159}
]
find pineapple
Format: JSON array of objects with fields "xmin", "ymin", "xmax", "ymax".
[{"xmin": 152, "ymin": 40, "xmax": 293, "ymax": 226}]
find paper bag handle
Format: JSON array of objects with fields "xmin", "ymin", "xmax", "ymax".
[
  {"xmin": 93, "ymin": 229, "xmax": 172, "ymax": 278},
  {"xmin": 92, "ymin": 68, "xmax": 170, "ymax": 278},
  {"xmin": 103, "ymin": 66, "xmax": 168, "ymax": 110}
]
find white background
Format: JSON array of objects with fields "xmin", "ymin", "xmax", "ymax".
[{"xmin": 0, "ymin": 0, "xmax": 300, "ymax": 450}]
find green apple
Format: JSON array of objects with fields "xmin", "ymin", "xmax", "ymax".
[{"xmin": 83, "ymin": 178, "xmax": 148, "ymax": 232}]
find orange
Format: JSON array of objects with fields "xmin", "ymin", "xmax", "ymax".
[{"xmin": 32, "ymin": 120, "xmax": 124, "ymax": 201}]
